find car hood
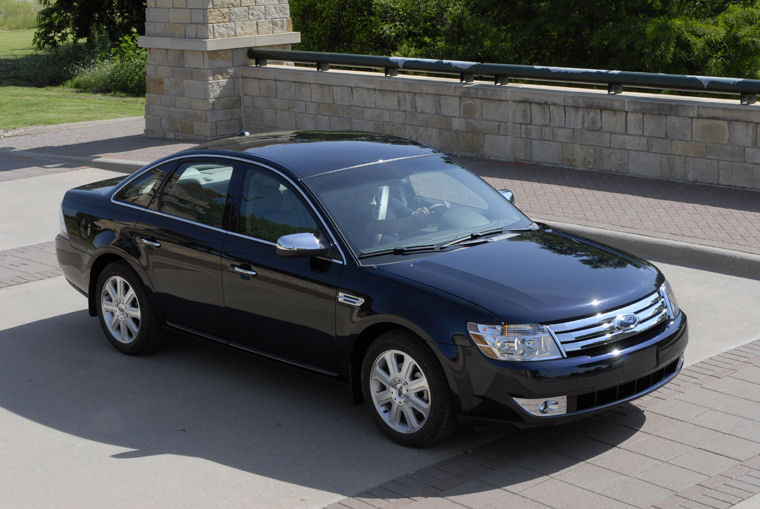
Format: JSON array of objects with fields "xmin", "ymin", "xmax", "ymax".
[{"xmin": 379, "ymin": 227, "xmax": 662, "ymax": 324}]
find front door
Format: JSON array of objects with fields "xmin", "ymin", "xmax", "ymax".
[{"xmin": 222, "ymin": 164, "xmax": 343, "ymax": 372}]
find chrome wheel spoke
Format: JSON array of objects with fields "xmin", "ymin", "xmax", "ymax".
[
  {"xmin": 119, "ymin": 320, "xmax": 128, "ymax": 340},
  {"xmin": 408, "ymin": 394, "xmax": 430, "ymax": 418},
  {"xmin": 374, "ymin": 389, "xmax": 392, "ymax": 406},
  {"xmin": 388, "ymin": 402, "xmax": 402, "ymax": 427},
  {"xmin": 406, "ymin": 376, "xmax": 428, "ymax": 393},
  {"xmin": 402, "ymin": 405, "xmax": 420, "ymax": 431},
  {"xmin": 373, "ymin": 364, "xmax": 392, "ymax": 387},
  {"xmin": 125, "ymin": 317, "xmax": 139, "ymax": 336},
  {"xmin": 399, "ymin": 356, "xmax": 414, "ymax": 382},
  {"xmin": 125, "ymin": 304, "xmax": 140, "ymax": 319}
]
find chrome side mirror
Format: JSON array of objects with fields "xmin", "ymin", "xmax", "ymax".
[
  {"xmin": 276, "ymin": 232, "xmax": 328, "ymax": 258},
  {"xmin": 499, "ymin": 189, "xmax": 515, "ymax": 204}
]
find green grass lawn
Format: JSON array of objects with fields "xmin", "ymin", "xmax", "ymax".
[{"xmin": 0, "ymin": 29, "xmax": 145, "ymax": 130}]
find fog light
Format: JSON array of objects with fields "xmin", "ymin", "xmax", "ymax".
[{"xmin": 513, "ymin": 395, "xmax": 567, "ymax": 417}]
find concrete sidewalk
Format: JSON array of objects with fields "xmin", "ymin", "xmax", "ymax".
[{"xmin": 1, "ymin": 116, "xmax": 758, "ymax": 280}]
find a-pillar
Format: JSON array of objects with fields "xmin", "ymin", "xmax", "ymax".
[{"xmin": 138, "ymin": 0, "xmax": 299, "ymax": 139}]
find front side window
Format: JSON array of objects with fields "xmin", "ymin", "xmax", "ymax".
[
  {"xmin": 154, "ymin": 160, "xmax": 233, "ymax": 229},
  {"xmin": 114, "ymin": 162, "xmax": 171, "ymax": 208},
  {"xmin": 236, "ymin": 166, "xmax": 321, "ymax": 243}
]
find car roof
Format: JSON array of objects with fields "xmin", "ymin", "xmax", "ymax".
[{"xmin": 189, "ymin": 131, "xmax": 439, "ymax": 179}]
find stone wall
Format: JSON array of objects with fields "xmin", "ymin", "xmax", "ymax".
[{"xmin": 239, "ymin": 65, "xmax": 760, "ymax": 190}]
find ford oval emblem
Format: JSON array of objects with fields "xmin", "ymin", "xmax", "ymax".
[{"xmin": 614, "ymin": 314, "xmax": 639, "ymax": 331}]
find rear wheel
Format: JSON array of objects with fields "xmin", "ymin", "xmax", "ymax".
[
  {"xmin": 96, "ymin": 261, "xmax": 163, "ymax": 355},
  {"xmin": 361, "ymin": 330, "xmax": 457, "ymax": 447}
]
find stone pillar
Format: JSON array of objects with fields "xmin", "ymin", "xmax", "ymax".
[{"xmin": 138, "ymin": 0, "xmax": 299, "ymax": 139}]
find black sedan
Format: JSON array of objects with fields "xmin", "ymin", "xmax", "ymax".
[{"xmin": 56, "ymin": 131, "xmax": 687, "ymax": 447}]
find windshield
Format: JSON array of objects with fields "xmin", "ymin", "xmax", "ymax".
[{"xmin": 305, "ymin": 154, "xmax": 533, "ymax": 258}]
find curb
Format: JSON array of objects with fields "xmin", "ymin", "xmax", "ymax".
[{"xmin": 543, "ymin": 219, "xmax": 760, "ymax": 281}]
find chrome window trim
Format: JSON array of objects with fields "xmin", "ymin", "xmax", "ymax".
[{"xmin": 109, "ymin": 154, "xmax": 347, "ymax": 265}]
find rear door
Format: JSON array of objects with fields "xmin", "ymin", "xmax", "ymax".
[
  {"xmin": 133, "ymin": 158, "xmax": 235, "ymax": 337},
  {"xmin": 222, "ymin": 163, "xmax": 344, "ymax": 372}
]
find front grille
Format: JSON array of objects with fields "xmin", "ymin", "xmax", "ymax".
[
  {"xmin": 548, "ymin": 291, "xmax": 669, "ymax": 354},
  {"xmin": 574, "ymin": 358, "xmax": 681, "ymax": 411}
]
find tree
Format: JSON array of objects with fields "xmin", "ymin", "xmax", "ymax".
[{"xmin": 34, "ymin": 0, "xmax": 146, "ymax": 49}]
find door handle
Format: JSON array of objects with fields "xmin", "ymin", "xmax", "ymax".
[
  {"xmin": 231, "ymin": 265, "xmax": 257, "ymax": 277},
  {"xmin": 139, "ymin": 237, "xmax": 161, "ymax": 248}
]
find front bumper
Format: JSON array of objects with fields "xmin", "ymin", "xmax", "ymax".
[{"xmin": 448, "ymin": 311, "xmax": 688, "ymax": 424}]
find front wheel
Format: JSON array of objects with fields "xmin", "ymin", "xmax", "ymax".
[
  {"xmin": 96, "ymin": 261, "xmax": 163, "ymax": 355},
  {"xmin": 361, "ymin": 330, "xmax": 457, "ymax": 447}
]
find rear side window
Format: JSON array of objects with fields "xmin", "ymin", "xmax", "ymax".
[
  {"xmin": 114, "ymin": 163, "xmax": 170, "ymax": 208},
  {"xmin": 155, "ymin": 160, "xmax": 233, "ymax": 229}
]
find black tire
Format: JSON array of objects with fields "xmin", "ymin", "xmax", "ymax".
[
  {"xmin": 95, "ymin": 261, "xmax": 163, "ymax": 355},
  {"xmin": 361, "ymin": 330, "xmax": 457, "ymax": 447}
]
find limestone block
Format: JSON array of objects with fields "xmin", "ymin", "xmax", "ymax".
[
  {"xmin": 666, "ymin": 116, "xmax": 691, "ymax": 141},
  {"xmin": 295, "ymin": 114, "xmax": 316, "ymax": 130},
  {"xmin": 440, "ymin": 96, "xmax": 459, "ymax": 117},
  {"xmin": 415, "ymin": 94, "xmax": 438, "ymax": 114},
  {"xmin": 552, "ymin": 127, "xmax": 573, "ymax": 143},
  {"xmin": 647, "ymin": 138, "xmax": 671, "ymax": 154},
  {"xmin": 256, "ymin": 19, "xmax": 273, "ymax": 34},
  {"xmin": 147, "ymin": 77, "xmax": 165, "ymax": 94},
  {"xmin": 626, "ymin": 112, "xmax": 643, "ymax": 134},
  {"xmin": 332, "ymin": 86, "xmax": 352, "ymax": 105},
  {"xmin": 169, "ymin": 9, "xmax": 191, "ymax": 23},
  {"xmin": 685, "ymin": 157, "xmax": 718, "ymax": 184},
  {"xmin": 510, "ymin": 102, "xmax": 530, "ymax": 124},
  {"xmin": 234, "ymin": 21, "xmax": 258, "ymax": 36},
  {"xmin": 376, "ymin": 90, "xmax": 399, "ymax": 110},
  {"xmin": 693, "ymin": 119, "xmax": 729, "ymax": 144},
  {"xmin": 207, "ymin": 8, "xmax": 229, "ymax": 22},
  {"xmin": 309, "ymin": 83, "xmax": 331, "ymax": 103},
  {"xmin": 147, "ymin": 8, "xmax": 170, "ymax": 22},
  {"xmin": 610, "ymin": 134, "xmax": 647, "ymax": 151},
  {"xmin": 184, "ymin": 80, "xmax": 209, "ymax": 98},
  {"xmin": 595, "ymin": 147, "xmax": 627, "ymax": 172},
  {"xmin": 156, "ymin": 0, "xmax": 172, "ymax": 7},
  {"xmin": 530, "ymin": 103, "xmax": 550, "ymax": 126},
  {"xmin": 628, "ymin": 151, "xmax": 661, "ymax": 178},
  {"xmin": 563, "ymin": 94, "xmax": 625, "ymax": 111},
  {"xmin": 330, "ymin": 116, "xmax": 352, "ymax": 130},
  {"xmin": 510, "ymin": 138, "xmax": 530, "ymax": 161},
  {"xmin": 661, "ymin": 155, "xmax": 686, "ymax": 181},
  {"xmin": 217, "ymin": 119, "xmax": 242, "ymax": 135},
  {"xmin": 643, "ymin": 114, "xmax": 666, "ymax": 137},
  {"xmin": 213, "ymin": 0, "xmax": 239, "ymax": 6},
  {"xmin": 184, "ymin": 50, "xmax": 205, "ymax": 68},
  {"xmin": 351, "ymin": 88, "xmax": 375, "ymax": 108},
  {"xmin": 706, "ymin": 144, "xmax": 744, "ymax": 162},
  {"xmin": 531, "ymin": 140, "xmax": 562, "ymax": 165},
  {"xmin": 565, "ymin": 107, "xmax": 583, "ymax": 128},
  {"xmin": 148, "ymin": 48, "xmax": 168, "ymax": 65},
  {"xmin": 406, "ymin": 113, "xmax": 429, "ymax": 127},
  {"xmin": 275, "ymin": 80, "xmax": 295, "ymax": 100},
  {"xmin": 173, "ymin": 0, "xmax": 187, "ymax": 7},
  {"xmin": 601, "ymin": 110, "xmax": 625, "ymax": 133},
  {"xmin": 746, "ymin": 147, "xmax": 760, "ymax": 164},
  {"xmin": 483, "ymin": 134, "xmax": 512, "ymax": 160},
  {"xmin": 696, "ymin": 105, "xmax": 760, "ymax": 123},
  {"xmin": 672, "ymin": 140, "xmax": 706, "ymax": 158},
  {"xmin": 191, "ymin": 9, "xmax": 206, "ymax": 23},
  {"xmin": 213, "ymin": 22, "xmax": 235, "ymax": 38},
  {"xmin": 457, "ymin": 132, "xmax": 483, "ymax": 155},
  {"xmin": 275, "ymin": 110, "xmax": 296, "ymax": 129},
  {"xmin": 230, "ymin": 6, "xmax": 248, "ymax": 21},
  {"xmin": 575, "ymin": 130, "xmax": 610, "ymax": 147},
  {"xmin": 145, "ymin": 22, "xmax": 166, "ymax": 37},
  {"xmin": 417, "ymin": 127, "xmax": 440, "ymax": 148},
  {"xmin": 351, "ymin": 119, "xmax": 374, "ymax": 132},
  {"xmin": 364, "ymin": 108, "xmax": 391, "ymax": 122},
  {"xmin": 166, "ymin": 23, "xmax": 187, "ymax": 37},
  {"xmin": 187, "ymin": 0, "xmax": 212, "ymax": 7},
  {"xmin": 627, "ymin": 101, "xmax": 696, "ymax": 117},
  {"xmin": 250, "ymin": 5, "xmax": 266, "ymax": 19},
  {"xmin": 563, "ymin": 144, "xmax": 594, "ymax": 168},
  {"xmin": 314, "ymin": 115, "xmax": 330, "ymax": 130},
  {"xmin": 718, "ymin": 161, "xmax": 757, "ymax": 188},
  {"xmin": 460, "ymin": 99, "xmax": 482, "ymax": 118},
  {"xmin": 729, "ymin": 122, "xmax": 755, "ymax": 147},
  {"xmin": 549, "ymin": 105, "xmax": 564, "ymax": 127},
  {"xmin": 272, "ymin": 18, "xmax": 288, "ymax": 33},
  {"xmin": 258, "ymin": 79, "xmax": 276, "ymax": 97}
]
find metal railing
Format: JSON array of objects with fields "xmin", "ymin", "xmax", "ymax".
[{"xmin": 248, "ymin": 48, "xmax": 760, "ymax": 105}]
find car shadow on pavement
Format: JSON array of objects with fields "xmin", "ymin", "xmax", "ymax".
[{"xmin": 0, "ymin": 309, "xmax": 646, "ymax": 500}]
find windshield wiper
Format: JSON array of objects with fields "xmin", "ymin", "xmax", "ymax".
[
  {"xmin": 439, "ymin": 224, "xmax": 539, "ymax": 249},
  {"xmin": 438, "ymin": 228, "xmax": 506, "ymax": 249},
  {"xmin": 358, "ymin": 244, "xmax": 438, "ymax": 259}
]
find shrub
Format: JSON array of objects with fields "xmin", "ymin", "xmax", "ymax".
[{"xmin": 66, "ymin": 30, "xmax": 146, "ymax": 95}]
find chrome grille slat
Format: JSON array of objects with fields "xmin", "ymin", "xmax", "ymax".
[
  {"xmin": 549, "ymin": 291, "xmax": 669, "ymax": 353},
  {"xmin": 549, "ymin": 292, "xmax": 661, "ymax": 333}
]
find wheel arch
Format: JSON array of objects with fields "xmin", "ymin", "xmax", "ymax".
[
  {"xmin": 349, "ymin": 322, "xmax": 451, "ymax": 405},
  {"xmin": 87, "ymin": 252, "xmax": 155, "ymax": 317}
]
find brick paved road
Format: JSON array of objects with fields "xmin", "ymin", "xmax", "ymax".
[
  {"xmin": 333, "ymin": 341, "xmax": 760, "ymax": 509},
  {"xmin": 0, "ymin": 241, "xmax": 59, "ymax": 289}
]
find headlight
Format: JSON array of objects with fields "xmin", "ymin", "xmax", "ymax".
[
  {"xmin": 467, "ymin": 322, "xmax": 564, "ymax": 361},
  {"xmin": 660, "ymin": 281, "xmax": 680, "ymax": 319}
]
